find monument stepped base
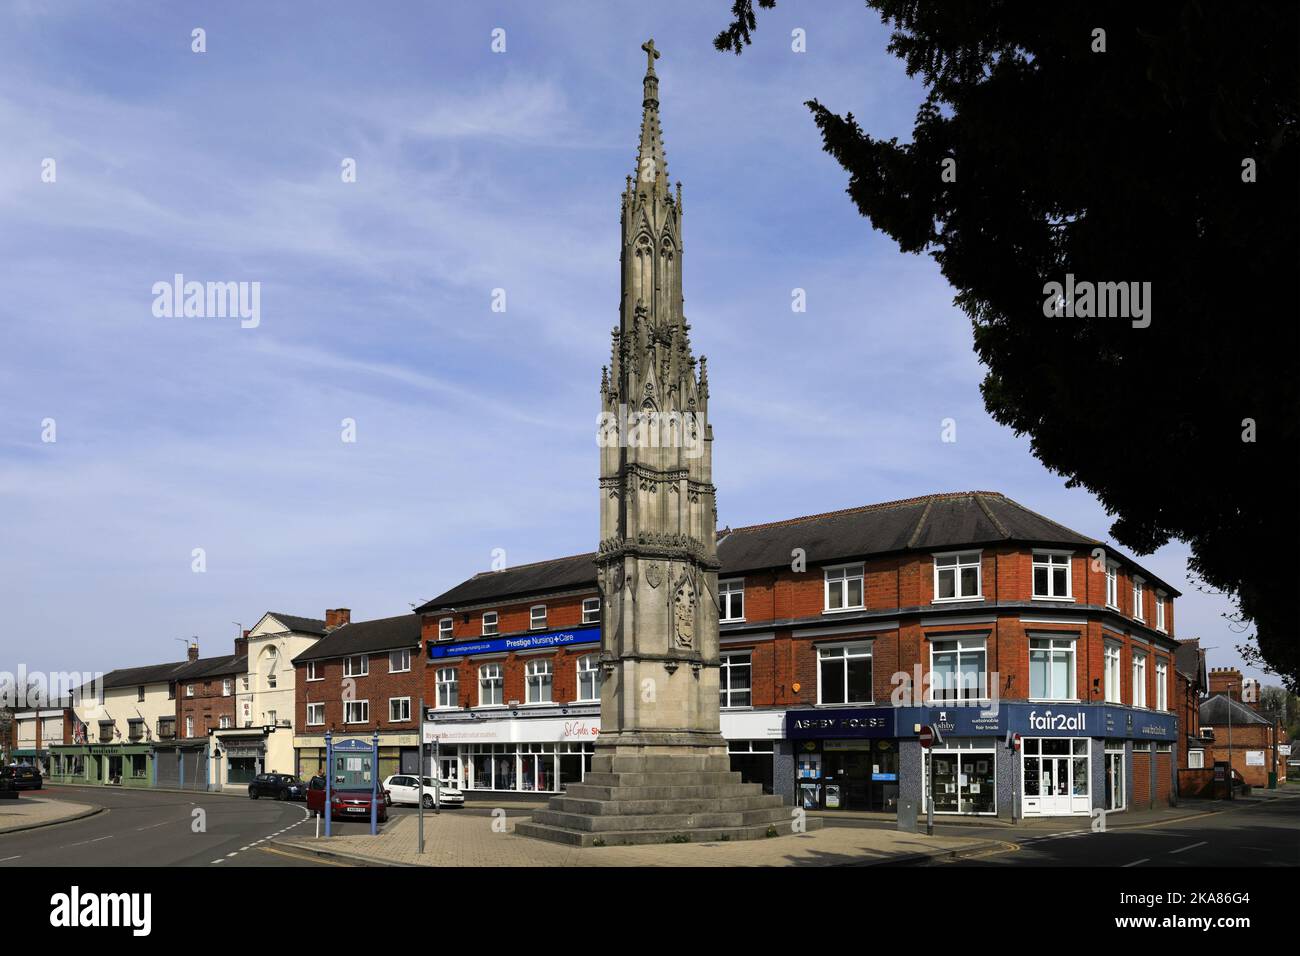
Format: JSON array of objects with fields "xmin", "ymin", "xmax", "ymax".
[{"xmin": 514, "ymin": 748, "xmax": 822, "ymax": 847}]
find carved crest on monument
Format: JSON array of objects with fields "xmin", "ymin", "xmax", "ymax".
[
  {"xmin": 672, "ymin": 572, "xmax": 696, "ymax": 649},
  {"xmin": 645, "ymin": 561, "xmax": 663, "ymax": 589}
]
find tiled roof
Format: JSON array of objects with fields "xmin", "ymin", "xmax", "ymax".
[
  {"xmin": 292, "ymin": 614, "xmax": 423, "ymax": 664},
  {"xmin": 264, "ymin": 613, "xmax": 327, "ymax": 635},
  {"xmin": 415, "ymin": 491, "xmax": 1176, "ymax": 611},
  {"xmin": 1199, "ymin": 693, "xmax": 1271, "ymax": 727}
]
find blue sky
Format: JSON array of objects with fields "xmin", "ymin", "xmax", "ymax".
[{"xmin": 0, "ymin": 1, "xmax": 1260, "ymax": 683}]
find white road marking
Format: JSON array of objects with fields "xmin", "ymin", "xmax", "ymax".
[
  {"xmin": 0, "ymin": 855, "xmax": 21, "ymax": 863},
  {"xmin": 1169, "ymin": 841, "xmax": 1207, "ymax": 855},
  {"xmin": 1122, "ymin": 858, "xmax": 1149, "ymax": 867},
  {"xmin": 62, "ymin": 835, "xmax": 112, "ymax": 849},
  {"xmin": 136, "ymin": 821, "xmax": 171, "ymax": 831}
]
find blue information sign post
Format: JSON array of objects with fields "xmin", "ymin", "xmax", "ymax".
[{"xmin": 324, "ymin": 732, "xmax": 381, "ymax": 837}]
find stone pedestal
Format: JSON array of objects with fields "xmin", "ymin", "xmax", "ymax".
[{"xmin": 515, "ymin": 741, "xmax": 821, "ymax": 846}]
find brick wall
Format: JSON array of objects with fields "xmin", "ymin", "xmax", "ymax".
[
  {"xmin": 177, "ymin": 675, "xmax": 238, "ymax": 738},
  {"xmin": 297, "ymin": 650, "xmax": 424, "ymax": 735}
]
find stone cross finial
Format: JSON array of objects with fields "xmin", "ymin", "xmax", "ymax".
[{"xmin": 642, "ymin": 38, "xmax": 660, "ymax": 73}]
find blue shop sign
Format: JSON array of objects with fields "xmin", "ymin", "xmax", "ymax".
[
  {"xmin": 1102, "ymin": 705, "xmax": 1177, "ymax": 741},
  {"xmin": 786, "ymin": 708, "xmax": 895, "ymax": 739},
  {"xmin": 896, "ymin": 705, "xmax": 1006, "ymax": 738},
  {"xmin": 427, "ymin": 627, "xmax": 601, "ymax": 660}
]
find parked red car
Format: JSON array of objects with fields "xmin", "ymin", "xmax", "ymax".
[{"xmin": 305, "ymin": 775, "xmax": 389, "ymax": 822}]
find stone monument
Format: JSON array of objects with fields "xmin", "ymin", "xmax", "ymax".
[{"xmin": 516, "ymin": 41, "xmax": 819, "ymax": 846}]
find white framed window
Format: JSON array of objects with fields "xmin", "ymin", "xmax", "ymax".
[
  {"xmin": 1188, "ymin": 750, "xmax": 1204, "ymax": 769},
  {"xmin": 1029, "ymin": 636, "xmax": 1077, "ymax": 701},
  {"xmin": 817, "ymin": 642, "xmax": 873, "ymax": 705},
  {"xmin": 389, "ymin": 648, "xmax": 411, "ymax": 673},
  {"xmin": 186, "ymin": 684, "xmax": 195, "ymax": 698},
  {"xmin": 576, "ymin": 654, "xmax": 601, "ymax": 702},
  {"xmin": 241, "ymin": 675, "xmax": 250, "ymax": 692},
  {"xmin": 266, "ymin": 709, "xmax": 277, "ymax": 727},
  {"xmin": 719, "ymin": 652, "xmax": 752, "ymax": 708},
  {"xmin": 824, "ymin": 564, "xmax": 865, "ymax": 612},
  {"xmin": 185, "ymin": 716, "xmax": 193, "ymax": 738},
  {"xmin": 934, "ymin": 551, "xmax": 982, "ymax": 602},
  {"xmin": 222, "ymin": 678, "xmax": 233, "ymax": 697},
  {"xmin": 478, "ymin": 663, "xmax": 503, "ymax": 706},
  {"xmin": 389, "ymin": 697, "xmax": 412, "ymax": 723},
  {"xmin": 1132, "ymin": 650, "xmax": 1148, "ymax": 708},
  {"xmin": 530, "ymin": 605, "xmax": 548, "ymax": 631},
  {"xmin": 582, "ymin": 597, "xmax": 601, "ymax": 625},
  {"xmin": 436, "ymin": 667, "xmax": 459, "ymax": 709},
  {"xmin": 481, "ymin": 611, "xmax": 498, "ymax": 636},
  {"xmin": 306, "ymin": 661, "xmax": 322, "ymax": 682},
  {"xmin": 344, "ymin": 655, "xmax": 368, "ymax": 677},
  {"xmin": 1132, "ymin": 576, "xmax": 1145, "ymax": 622},
  {"xmin": 1105, "ymin": 562, "xmax": 1119, "ymax": 609},
  {"xmin": 344, "ymin": 700, "xmax": 369, "ymax": 724},
  {"xmin": 306, "ymin": 702, "xmax": 324, "ymax": 726},
  {"xmin": 1155, "ymin": 658, "xmax": 1168, "ymax": 711},
  {"xmin": 219, "ymin": 715, "xmax": 231, "ymax": 729},
  {"xmin": 438, "ymin": 617, "xmax": 453, "ymax": 641},
  {"xmin": 929, "ymin": 636, "xmax": 988, "ymax": 702},
  {"xmin": 1032, "ymin": 552, "xmax": 1072, "ymax": 600},
  {"xmin": 1104, "ymin": 643, "xmax": 1122, "ymax": 703},
  {"xmin": 1155, "ymin": 592, "xmax": 1167, "ymax": 632},
  {"xmin": 719, "ymin": 579, "xmax": 745, "ymax": 621},
  {"xmin": 525, "ymin": 658, "xmax": 553, "ymax": 704}
]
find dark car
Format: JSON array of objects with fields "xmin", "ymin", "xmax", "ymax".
[
  {"xmin": 6, "ymin": 764, "xmax": 43, "ymax": 791},
  {"xmin": 248, "ymin": 773, "xmax": 306, "ymax": 801},
  {"xmin": 305, "ymin": 775, "xmax": 389, "ymax": 822}
]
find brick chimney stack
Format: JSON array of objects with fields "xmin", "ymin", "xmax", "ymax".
[
  {"xmin": 234, "ymin": 629, "xmax": 249, "ymax": 658},
  {"xmin": 325, "ymin": 608, "xmax": 351, "ymax": 630},
  {"xmin": 187, "ymin": 641, "xmax": 200, "ymax": 662},
  {"xmin": 1209, "ymin": 667, "xmax": 1243, "ymax": 700}
]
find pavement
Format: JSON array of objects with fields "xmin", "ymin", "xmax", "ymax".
[
  {"xmin": 276, "ymin": 806, "xmax": 997, "ymax": 867},
  {"xmin": 0, "ymin": 793, "xmax": 100, "ymax": 834}
]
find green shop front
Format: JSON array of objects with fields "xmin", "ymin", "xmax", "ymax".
[{"xmin": 48, "ymin": 743, "xmax": 155, "ymax": 787}]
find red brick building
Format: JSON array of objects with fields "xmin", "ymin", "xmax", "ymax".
[
  {"xmin": 415, "ymin": 491, "xmax": 1183, "ymax": 818},
  {"xmin": 172, "ymin": 638, "xmax": 247, "ymax": 741},
  {"xmin": 1198, "ymin": 667, "xmax": 1289, "ymax": 788},
  {"xmin": 291, "ymin": 611, "xmax": 424, "ymax": 783}
]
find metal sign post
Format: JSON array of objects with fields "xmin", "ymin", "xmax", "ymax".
[
  {"xmin": 920, "ymin": 724, "xmax": 935, "ymax": 836},
  {"xmin": 417, "ymin": 697, "xmax": 425, "ymax": 854},
  {"xmin": 434, "ymin": 736, "xmax": 442, "ymax": 814},
  {"xmin": 324, "ymin": 730, "xmax": 333, "ymax": 838},
  {"xmin": 369, "ymin": 732, "xmax": 380, "ymax": 836}
]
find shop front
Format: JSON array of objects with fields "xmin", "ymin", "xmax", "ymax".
[
  {"xmin": 424, "ymin": 715, "xmax": 601, "ymax": 794},
  {"xmin": 787, "ymin": 707, "xmax": 899, "ymax": 812},
  {"xmin": 48, "ymin": 743, "xmax": 154, "ymax": 787},
  {"xmin": 211, "ymin": 730, "xmax": 268, "ymax": 789}
]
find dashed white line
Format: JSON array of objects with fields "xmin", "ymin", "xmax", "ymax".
[
  {"xmin": 0, "ymin": 855, "xmax": 21, "ymax": 863},
  {"xmin": 1169, "ymin": 841, "xmax": 1207, "ymax": 855},
  {"xmin": 1122, "ymin": 858, "xmax": 1150, "ymax": 868}
]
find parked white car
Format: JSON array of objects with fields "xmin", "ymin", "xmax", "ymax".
[{"xmin": 382, "ymin": 774, "xmax": 465, "ymax": 808}]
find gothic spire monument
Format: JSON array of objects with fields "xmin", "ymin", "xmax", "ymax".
[{"xmin": 516, "ymin": 41, "xmax": 817, "ymax": 846}]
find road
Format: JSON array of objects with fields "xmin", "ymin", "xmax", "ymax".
[
  {"xmin": 0, "ymin": 785, "xmax": 330, "ymax": 867},
  {"xmin": 920, "ymin": 796, "xmax": 1300, "ymax": 867}
]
